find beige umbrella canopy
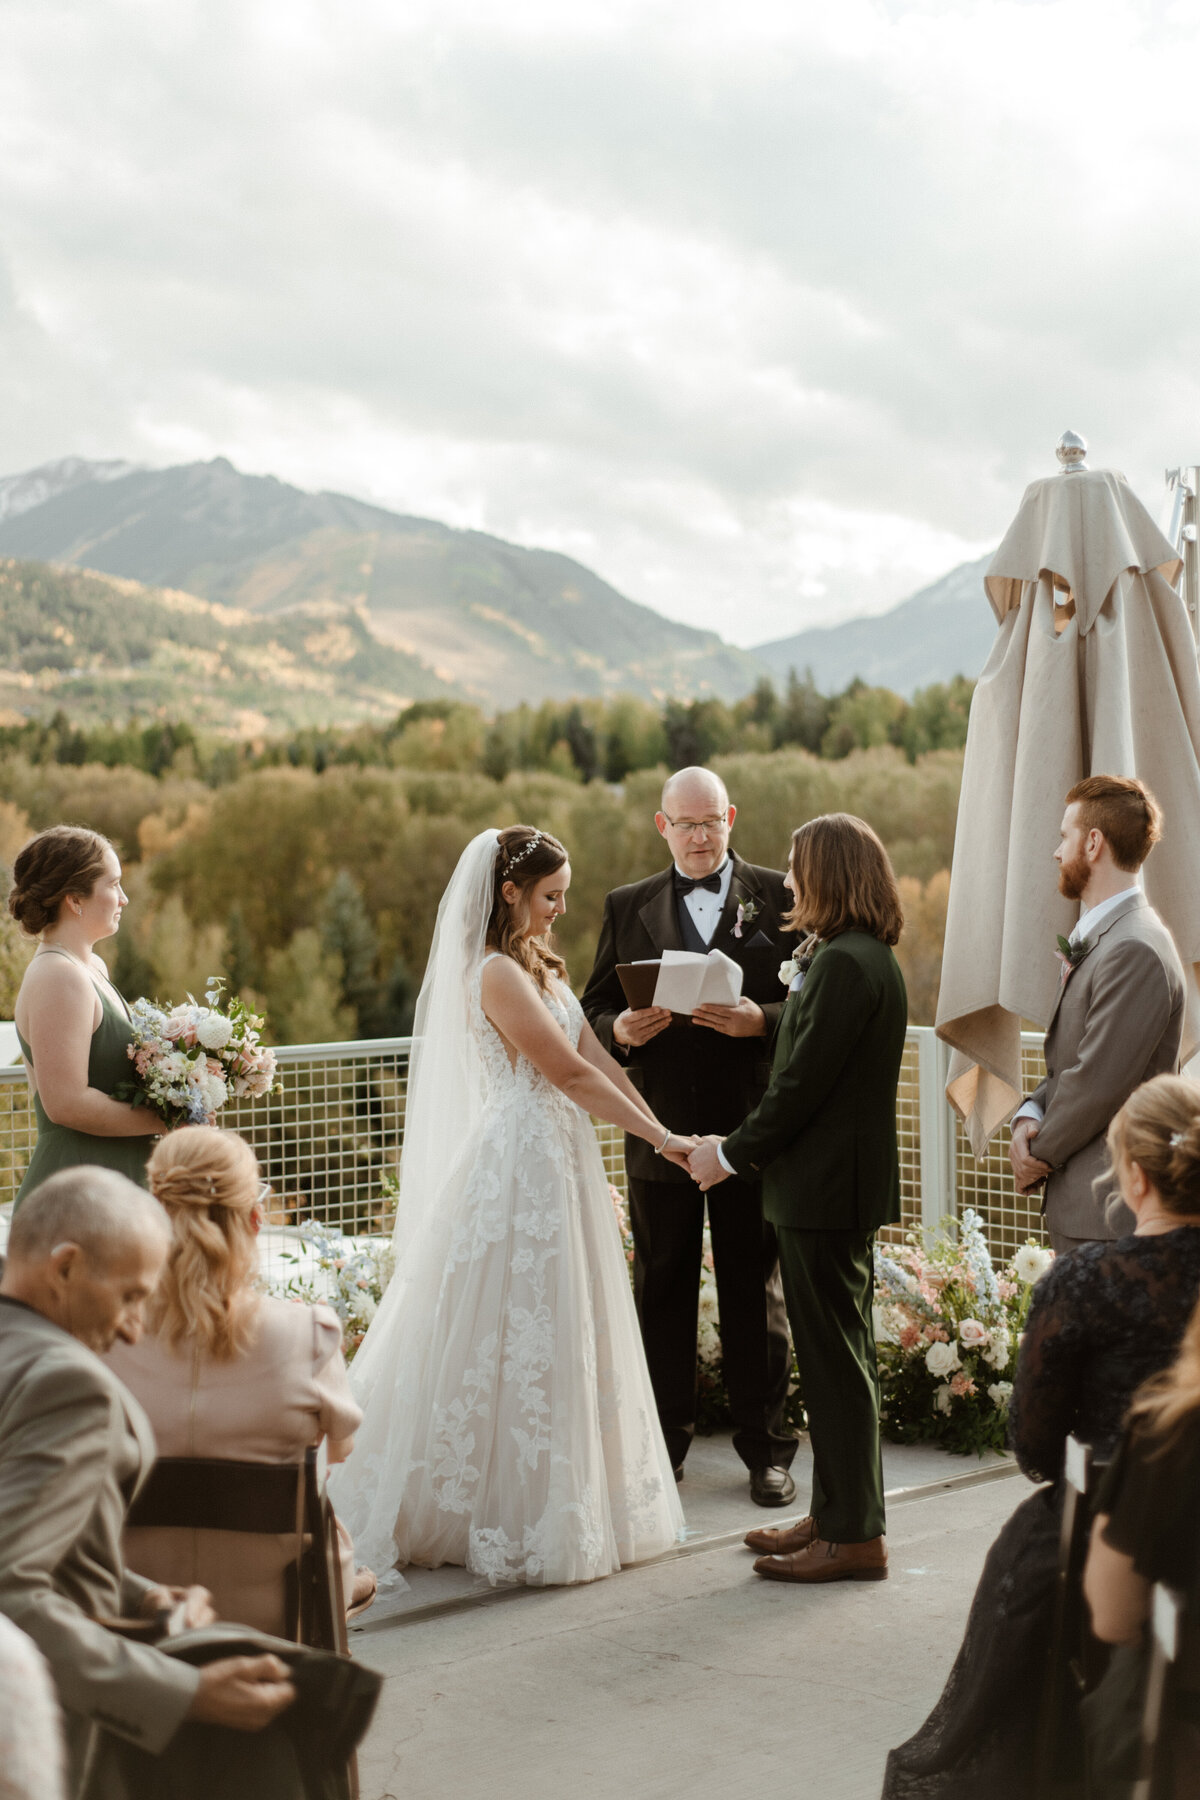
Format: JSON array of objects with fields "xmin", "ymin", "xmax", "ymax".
[{"xmin": 936, "ymin": 438, "xmax": 1200, "ymax": 1157}]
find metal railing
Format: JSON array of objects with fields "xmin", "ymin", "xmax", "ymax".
[{"xmin": 0, "ymin": 1027, "xmax": 1049, "ymax": 1261}]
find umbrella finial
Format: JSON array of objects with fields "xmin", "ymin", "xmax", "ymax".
[{"xmin": 1057, "ymin": 430, "xmax": 1088, "ymax": 472}]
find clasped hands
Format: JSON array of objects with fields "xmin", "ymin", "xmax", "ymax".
[{"xmin": 660, "ymin": 1132, "xmax": 731, "ymax": 1192}]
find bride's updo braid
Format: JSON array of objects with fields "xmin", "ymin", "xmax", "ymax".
[
  {"xmin": 146, "ymin": 1127, "xmax": 262, "ymax": 1360},
  {"xmin": 1106, "ymin": 1074, "xmax": 1200, "ymax": 1216},
  {"xmin": 488, "ymin": 825, "xmax": 568, "ymax": 991}
]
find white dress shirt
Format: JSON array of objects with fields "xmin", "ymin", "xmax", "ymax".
[
  {"xmin": 1013, "ymin": 882, "xmax": 1142, "ymax": 1128},
  {"xmin": 675, "ymin": 856, "xmax": 732, "ymax": 946}
]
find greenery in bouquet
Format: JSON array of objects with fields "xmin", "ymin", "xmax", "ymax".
[
  {"xmin": 874, "ymin": 1210, "xmax": 1053, "ymax": 1456},
  {"xmin": 116, "ymin": 975, "xmax": 279, "ymax": 1127},
  {"xmin": 271, "ymin": 1219, "xmax": 396, "ymax": 1357}
]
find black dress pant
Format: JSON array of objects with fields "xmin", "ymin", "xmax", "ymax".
[{"xmin": 628, "ymin": 1174, "xmax": 796, "ymax": 1472}]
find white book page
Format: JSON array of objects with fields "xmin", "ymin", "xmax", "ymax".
[{"xmin": 652, "ymin": 948, "xmax": 742, "ymax": 1011}]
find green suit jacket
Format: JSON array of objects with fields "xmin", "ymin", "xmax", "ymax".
[{"xmin": 722, "ymin": 929, "xmax": 908, "ymax": 1233}]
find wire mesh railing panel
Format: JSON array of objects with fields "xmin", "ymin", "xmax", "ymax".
[
  {"xmin": 878, "ymin": 1034, "xmax": 924, "ymax": 1249},
  {"xmin": 949, "ymin": 1034, "xmax": 1049, "ymax": 1263},
  {"xmin": 0, "ymin": 1076, "xmax": 35, "ymax": 1205},
  {"xmin": 0, "ymin": 1030, "xmax": 1045, "ymax": 1271},
  {"xmin": 221, "ymin": 1043, "xmax": 409, "ymax": 1238}
]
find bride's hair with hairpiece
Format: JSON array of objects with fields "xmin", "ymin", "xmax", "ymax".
[
  {"xmin": 488, "ymin": 825, "xmax": 569, "ymax": 991},
  {"xmin": 145, "ymin": 1126, "xmax": 263, "ymax": 1360}
]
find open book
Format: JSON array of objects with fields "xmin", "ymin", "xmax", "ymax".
[{"xmin": 616, "ymin": 949, "xmax": 743, "ymax": 1016}]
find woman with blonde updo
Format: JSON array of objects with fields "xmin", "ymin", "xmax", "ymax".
[
  {"xmin": 107, "ymin": 1127, "xmax": 373, "ymax": 1632},
  {"xmin": 10, "ymin": 825, "xmax": 163, "ymax": 1204},
  {"xmin": 884, "ymin": 1073, "xmax": 1200, "ymax": 1800}
]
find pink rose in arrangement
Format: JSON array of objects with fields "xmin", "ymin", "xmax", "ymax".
[{"xmin": 958, "ymin": 1318, "xmax": 988, "ymax": 1348}]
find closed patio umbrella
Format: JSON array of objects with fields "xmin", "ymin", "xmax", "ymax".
[{"xmin": 936, "ymin": 435, "xmax": 1200, "ymax": 1156}]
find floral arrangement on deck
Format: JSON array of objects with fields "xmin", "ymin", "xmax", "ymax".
[
  {"xmin": 116, "ymin": 976, "xmax": 279, "ymax": 1127},
  {"xmin": 873, "ymin": 1211, "xmax": 1053, "ymax": 1455},
  {"xmin": 271, "ymin": 1218, "xmax": 395, "ymax": 1357}
]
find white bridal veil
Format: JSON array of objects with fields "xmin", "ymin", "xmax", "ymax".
[{"xmin": 349, "ymin": 828, "xmax": 499, "ymax": 1403}]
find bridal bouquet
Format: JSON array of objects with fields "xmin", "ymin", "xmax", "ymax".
[
  {"xmin": 117, "ymin": 976, "xmax": 279, "ymax": 1127},
  {"xmin": 873, "ymin": 1211, "xmax": 1053, "ymax": 1455}
]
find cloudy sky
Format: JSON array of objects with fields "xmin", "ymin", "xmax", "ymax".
[{"xmin": 3, "ymin": 0, "xmax": 1200, "ymax": 645}]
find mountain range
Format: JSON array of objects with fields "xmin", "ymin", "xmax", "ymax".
[{"xmin": 0, "ymin": 456, "xmax": 1002, "ymax": 723}]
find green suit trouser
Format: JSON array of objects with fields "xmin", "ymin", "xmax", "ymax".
[{"xmin": 775, "ymin": 1227, "xmax": 886, "ymax": 1542}]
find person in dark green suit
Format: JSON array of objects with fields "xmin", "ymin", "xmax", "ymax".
[{"xmin": 688, "ymin": 812, "xmax": 908, "ymax": 1584}]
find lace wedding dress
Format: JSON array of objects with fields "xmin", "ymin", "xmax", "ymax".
[{"xmin": 329, "ymin": 949, "xmax": 685, "ymax": 1588}]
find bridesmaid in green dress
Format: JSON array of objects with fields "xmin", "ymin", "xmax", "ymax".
[{"xmin": 9, "ymin": 826, "xmax": 163, "ymax": 1205}]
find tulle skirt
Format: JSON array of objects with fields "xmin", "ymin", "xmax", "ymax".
[{"xmin": 329, "ymin": 1094, "xmax": 685, "ymax": 1588}]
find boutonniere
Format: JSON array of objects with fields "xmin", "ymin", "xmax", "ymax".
[
  {"xmin": 779, "ymin": 933, "xmax": 820, "ymax": 989},
  {"xmin": 732, "ymin": 893, "xmax": 761, "ymax": 939},
  {"xmin": 1055, "ymin": 934, "xmax": 1090, "ymax": 986}
]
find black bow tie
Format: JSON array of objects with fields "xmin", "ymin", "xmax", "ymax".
[{"xmin": 674, "ymin": 870, "xmax": 723, "ymax": 896}]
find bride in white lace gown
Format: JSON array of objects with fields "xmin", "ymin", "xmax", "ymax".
[{"xmin": 329, "ymin": 825, "xmax": 689, "ymax": 1587}]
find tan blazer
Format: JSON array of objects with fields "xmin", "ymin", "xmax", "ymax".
[
  {"xmin": 1029, "ymin": 894, "xmax": 1185, "ymax": 1241},
  {"xmin": 108, "ymin": 1297, "xmax": 362, "ymax": 1636},
  {"xmin": 0, "ymin": 1298, "xmax": 198, "ymax": 1797}
]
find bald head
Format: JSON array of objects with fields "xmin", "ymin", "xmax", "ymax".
[
  {"xmin": 661, "ymin": 766, "xmax": 729, "ymax": 815},
  {"xmin": 7, "ymin": 1167, "xmax": 169, "ymax": 1266},
  {"xmin": 3, "ymin": 1168, "xmax": 170, "ymax": 1354}
]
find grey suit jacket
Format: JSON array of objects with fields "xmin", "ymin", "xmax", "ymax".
[
  {"xmin": 1028, "ymin": 894, "xmax": 1185, "ymax": 1241},
  {"xmin": 0, "ymin": 1297, "xmax": 198, "ymax": 1796}
]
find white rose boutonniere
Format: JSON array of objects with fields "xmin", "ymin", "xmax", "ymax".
[{"xmin": 778, "ymin": 956, "xmax": 801, "ymax": 988}]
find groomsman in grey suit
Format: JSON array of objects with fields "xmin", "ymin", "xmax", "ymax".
[
  {"xmin": 1010, "ymin": 775, "xmax": 1186, "ymax": 1251},
  {"xmin": 0, "ymin": 1168, "xmax": 295, "ymax": 1796}
]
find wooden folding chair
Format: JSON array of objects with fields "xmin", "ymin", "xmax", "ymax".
[
  {"xmin": 126, "ymin": 1445, "xmax": 348, "ymax": 1654},
  {"xmin": 1034, "ymin": 1434, "xmax": 1110, "ymax": 1797}
]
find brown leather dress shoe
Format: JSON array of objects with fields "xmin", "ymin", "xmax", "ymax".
[
  {"xmin": 753, "ymin": 1534, "xmax": 888, "ymax": 1584},
  {"xmin": 743, "ymin": 1514, "xmax": 818, "ymax": 1556}
]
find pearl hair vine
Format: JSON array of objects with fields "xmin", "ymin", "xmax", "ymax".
[{"xmin": 503, "ymin": 832, "xmax": 543, "ymax": 873}]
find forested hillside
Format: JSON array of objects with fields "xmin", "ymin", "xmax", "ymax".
[{"xmin": 0, "ymin": 680, "xmax": 969, "ymax": 1035}]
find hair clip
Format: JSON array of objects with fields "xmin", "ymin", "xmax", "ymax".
[
  {"xmin": 504, "ymin": 832, "xmax": 543, "ymax": 872},
  {"xmin": 1170, "ymin": 1130, "xmax": 1186, "ymax": 1148}
]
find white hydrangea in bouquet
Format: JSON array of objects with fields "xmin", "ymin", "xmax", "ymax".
[
  {"xmin": 873, "ymin": 1210, "xmax": 1054, "ymax": 1455},
  {"xmin": 117, "ymin": 976, "xmax": 279, "ymax": 1127}
]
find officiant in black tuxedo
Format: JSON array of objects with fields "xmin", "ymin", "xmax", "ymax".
[{"xmin": 581, "ymin": 766, "xmax": 798, "ymax": 1504}]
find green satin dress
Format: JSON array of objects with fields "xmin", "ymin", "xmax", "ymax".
[{"xmin": 14, "ymin": 954, "xmax": 152, "ymax": 1206}]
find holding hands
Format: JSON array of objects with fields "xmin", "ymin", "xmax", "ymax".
[{"xmin": 687, "ymin": 1136, "xmax": 730, "ymax": 1191}]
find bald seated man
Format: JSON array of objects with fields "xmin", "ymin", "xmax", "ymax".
[
  {"xmin": 582, "ymin": 766, "xmax": 798, "ymax": 1503},
  {"xmin": 0, "ymin": 1167, "xmax": 295, "ymax": 1797}
]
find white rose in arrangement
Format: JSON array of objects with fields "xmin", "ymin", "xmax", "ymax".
[
  {"xmin": 934, "ymin": 1383, "xmax": 953, "ymax": 1414},
  {"xmin": 925, "ymin": 1339, "xmax": 961, "ymax": 1379},
  {"xmin": 983, "ymin": 1328, "xmax": 1011, "ymax": 1370},
  {"xmin": 958, "ymin": 1318, "xmax": 988, "ymax": 1348},
  {"xmin": 1013, "ymin": 1244, "xmax": 1054, "ymax": 1285},
  {"xmin": 197, "ymin": 1013, "xmax": 234, "ymax": 1052},
  {"xmin": 987, "ymin": 1380, "xmax": 1014, "ymax": 1409}
]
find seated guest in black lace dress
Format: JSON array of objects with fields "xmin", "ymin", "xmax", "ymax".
[
  {"xmin": 883, "ymin": 1073, "xmax": 1200, "ymax": 1800},
  {"xmin": 1084, "ymin": 1281, "xmax": 1200, "ymax": 1798}
]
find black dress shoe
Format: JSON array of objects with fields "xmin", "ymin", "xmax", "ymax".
[{"xmin": 749, "ymin": 1465, "xmax": 797, "ymax": 1508}]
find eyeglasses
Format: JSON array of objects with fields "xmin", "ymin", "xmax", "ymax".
[{"xmin": 662, "ymin": 815, "xmax": 729, "ymax": 837}]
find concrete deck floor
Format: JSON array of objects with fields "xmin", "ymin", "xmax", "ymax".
[{"xmin": 349, "ymin": 1432, "xmax": 1025, "ymax": 1800}]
